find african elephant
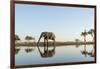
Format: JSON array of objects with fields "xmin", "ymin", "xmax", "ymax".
[{"xmin": 37, "ymin": 32, "xmax": 56, "ymax": 51}]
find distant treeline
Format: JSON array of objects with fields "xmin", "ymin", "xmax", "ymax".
[{"xmin": 15, "ymin": 42, "xmax": 94, "ymax": 46}]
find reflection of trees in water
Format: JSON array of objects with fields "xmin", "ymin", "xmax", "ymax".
[
  {"xmin": 87, "ymin": 50, "xmax": 94, "ymax": 57},
  {"xmin": 15, "ymin": 48, "xmax": 20, "ymax": 55},
  {"xmin": 75, "ymin": 44, "xmax": 80, "ymax": 48},
  {"xmin": 25, "ymin": 47, "xmax": 35, "ymax": 53},
  {"xmin": 81, "ymin": 44, "xmax": 94, "ymax": 57},
  {"xmin": 81, "ymin": 50, "xmax": 94, "ymax": 57},
  {"xmin": 81, "ymin": 44, "xmax": 87, "ymax": 57},
  {"xmin": 80, "ymin": 29, "xmax": 95, "ymax": 57}
]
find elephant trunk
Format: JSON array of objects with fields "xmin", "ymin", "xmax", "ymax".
[
  {"xmin": 37, "ymin": 35, "xmax": 42, "ymax": 46},
  {"xmin": 37, "ymin": 38, "xmax": 40, "ymax": 46}
]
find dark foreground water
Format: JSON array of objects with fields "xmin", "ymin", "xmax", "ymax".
[{"xmin": 15, "ymin": 45, "xmax": 94, "ymax": 66}]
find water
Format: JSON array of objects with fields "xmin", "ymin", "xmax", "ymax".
[{"xmin": 15, "ymin": 45, "xmax": 94, "ymax": 66}]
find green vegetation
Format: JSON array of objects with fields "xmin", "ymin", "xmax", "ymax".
[
  {"xmin": 88, "ymin": 29, "xmax": 94, "ymax": 37},
  {"xmin": 88, "ymin": 29, "xmax": 94, "ymax": 41},
  {"xmin": 25, "ymin": 35, "xmax": 35, "ymax": 41},
  {"xmin": 81, "ymin": 29, "xmax": 88, "ymax": 43},
  {"xmin": 81, "ymin": 29, "xmax": 94, "ymax": 42},
  {"xmin": 15, "ymin": 34, "xmax": 20, "ymax": 41}
]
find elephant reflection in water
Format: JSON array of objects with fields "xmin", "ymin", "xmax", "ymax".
[
  {"xmin": 38, "ymin": 46, "xmax": 55, "ymax": 58},
  {"xmin": 37, "ymin": 32, "xmax": 56, "ymax": 58}
]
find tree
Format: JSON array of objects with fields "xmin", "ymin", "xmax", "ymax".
[
  {"xmin": 25, "ymin": 35, "xmax": 35, "ymax": 42},
  {"xmin": 75, "ymin": 39, "xmax": 79, "ymax": 43},
  {"xmin": 81, "ymin": 29, "xmax": 88, "ymax": 43},
  {"xmin": 75, "ymin": 39, "xmax": 80, "ymax": 48},
  {"xmin": 88, "ymin": 29, "xmax": 94, "ymax": 41},
  {"xmin": 15, "ymin": 34, "xmax": 20, "ymax": 41}
]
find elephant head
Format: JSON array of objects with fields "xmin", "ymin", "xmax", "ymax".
[{"xmin": 37, "ymin": 32, "xmax": 46, "ymax": 46}]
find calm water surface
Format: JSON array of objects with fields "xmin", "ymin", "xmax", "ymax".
[{"xmin": 15, "ymin": 45, "xmax": 94, "ymax": 66}]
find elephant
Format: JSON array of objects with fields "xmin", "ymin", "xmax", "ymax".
[{"xmin": 37, "ymin": 32, "xmax": 56, "ymax": 51}]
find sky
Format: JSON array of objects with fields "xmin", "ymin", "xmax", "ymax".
[{"xmin": 15, "ymin": 4, "xmax": 94, "ymax": 42}]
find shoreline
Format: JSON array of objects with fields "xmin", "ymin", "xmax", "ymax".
[{"xmin": 15, "ymin": 42, "xmax": 94, "ymax": 47}]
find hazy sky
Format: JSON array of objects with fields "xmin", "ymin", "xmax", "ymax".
[{"xmin": 15, "ymin": 4, "xmax": 94, "ymax": 42}]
